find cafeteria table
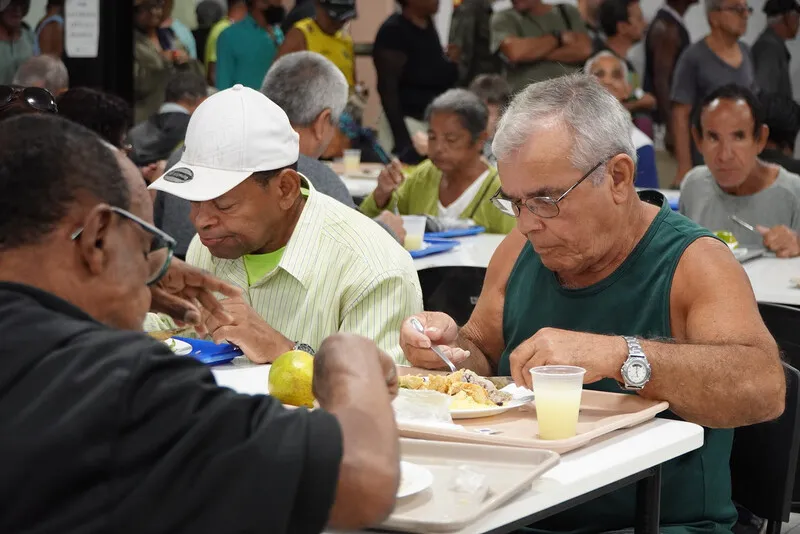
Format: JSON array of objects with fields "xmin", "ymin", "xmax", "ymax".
[{"xmin": 211, "ymin": 363, "xmax": 704, "ymax": 534}]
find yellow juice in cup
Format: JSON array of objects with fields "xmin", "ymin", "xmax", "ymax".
[
  {"xmin": 404, "ymin": 234, "xmax": 424, "ymax": 251},
  {"xmin": 535, "ymin": 387, "xmax": 583, "ymax": 440},
  {"xmin": 343, "ymin": 149, "xmax": 361, "ymax": 174},
  {"xmin": 531, "ymin": 365, "xmax": 585, "ymax": 440}
]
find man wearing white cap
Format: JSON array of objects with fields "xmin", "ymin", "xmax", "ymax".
[{"xmin": 149, "ymin": 84, "xmax": 423, "ymax": 364}]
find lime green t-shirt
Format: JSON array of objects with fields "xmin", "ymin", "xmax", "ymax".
[{"xmin": 243, "ymin": 247, "xmax": 286, "ymax": 285}]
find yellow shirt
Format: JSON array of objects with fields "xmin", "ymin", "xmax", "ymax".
[
  {"xmin": 185, "ymin": 179, "xmax": 422, "ymax": 364},
  {"xmin": 293, "ymin": 18, "xmax": 355, "ymax": 88},
  {"xmin": 205, "ymin": 18, "xmax": 232, "ymax": 67}
]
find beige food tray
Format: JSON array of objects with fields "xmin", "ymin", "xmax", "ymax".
[
  {"xmin": 399, "ymin": 389, "xmax": 669, "ymax": 454},
  {"xmin": 380, "ymin": 438, "xmax": 559, "ymax": 533}
]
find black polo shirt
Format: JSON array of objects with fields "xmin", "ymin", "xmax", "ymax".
[{"xmin": 0, "ymin": 282, "xmax": 342, "ymax": 534}]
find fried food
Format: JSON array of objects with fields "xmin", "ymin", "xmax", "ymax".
[{"xmin": 398, "ymin": 369, "xmax": 513, "ymax": 407}]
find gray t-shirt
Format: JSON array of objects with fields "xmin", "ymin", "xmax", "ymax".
[
  {"xmin": 670, "ymin": 40, "xmax": 759, "ymax": 108},
  {"xmin": 679, "ymin": 165, "xmax": 800, "ymax": 247}
]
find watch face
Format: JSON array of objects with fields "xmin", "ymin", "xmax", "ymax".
[{"xmin": 625, "ymin": 360, "xmax": 649, "ymax": 386}]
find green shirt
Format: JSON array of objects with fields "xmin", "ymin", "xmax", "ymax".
[
  {"xmin": 215, "ymin": 15, "xmax": 284, "ymax": 90},
  {"xmin": 0, "ymin": 27, "xmax": 34, "ymax": 85},
  {"xmin": 500, "ymin": 196, "xmax": 736, "ymax": 534},
  {"xmin": 205, "ymin": 18, "xmax": 232, "ymax": 68},
  {"xmin": 359, "ymin": 160, "xmax": 516, "ymax": 235},
  {"xmin": 490, "ymin": 5, "xmax": 588, "ymax": 93},
  {"xmin": 243, "ymin": 247, "xmax": 286, "ymax": 286}
]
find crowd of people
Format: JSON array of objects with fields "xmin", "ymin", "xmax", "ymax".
[{"xmin": 1, "ymin": 0, "xmax": 800, "ymax": 532}]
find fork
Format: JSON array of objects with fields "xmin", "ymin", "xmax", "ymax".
[{"xmin": 409, "ymin": 317, "xmax": 457, "ymax": 372}]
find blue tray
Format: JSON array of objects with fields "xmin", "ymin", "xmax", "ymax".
[
  {"xmin": 174, "ymin": 336, "xmax": 243, "ymax": 366},
  {"xmin": 425, "ymin": 226, "xmax": 486, "ymax": 239},
  {"xmin": 409, "ymin": 238, "xmax": 459, "ymax": 259}
]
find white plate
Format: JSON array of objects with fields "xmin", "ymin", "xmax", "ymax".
[
  {"xmin": 397, "ymin": 461, "xmax": 434, "ymax": 499},
  {"xmin": 733, "ymin": 247, "xmax": 748, "ymax": 258},
  {"xmin": 450, "ymin": 398, "xmax": 529, "ymax": 420},
  {"xmin": 164, "ymin": 338, "xmax": 192, "ymax": 356}
]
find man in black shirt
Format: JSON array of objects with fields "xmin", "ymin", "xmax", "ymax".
[
  {"xmin": 373, "ymin": 0, "xmax": 458, "ymax": 164},
  {"xmin": 752, "ymin": 0, "xmax": 799, "ymax": 102},
  {"xmin": 0, "ymin": 114, "xmax": 400, "ymax": 534},
  {"xmin": 759, "ymin": 92, "xmax": 800, "ymax": 175},
  {"xmin": 643, "ymin": 0, "xmax": 695, "ymax": 152}
]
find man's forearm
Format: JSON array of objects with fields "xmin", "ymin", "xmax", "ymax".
[
  {"xmin": 636, "ymin": 340, "xmax": 785, "ymax": 428},
  {"xmin": 456, "ymin": 326, "xmax": 496, "ymax": 376},
  {"xmin": 315, "ymin": 361, "xmax": 399, "ymax": 529},
  {"xmin": 502, "ymin": 36, "xmax": 558, "ymax": 63},
  {"xmin": 672, "ymin": 105, "xmax": 692, "ymax": 173},
  {"xmin": 545, "ymin": 40, "xmax": 592, "ymax": 63}
]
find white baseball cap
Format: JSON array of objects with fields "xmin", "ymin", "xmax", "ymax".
[{"xmin": 149, "ymin": 84, "xmax": 299, "ymax": 202}]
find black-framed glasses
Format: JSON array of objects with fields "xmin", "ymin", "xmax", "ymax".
[
  {"xmin": 715, "ymin": 4, "xmax": 753, "ymax": 15},
  {"xmin": 490, "ymin": 160, "xmax": 605, "ymax": 219},
  {"xmin": 71, "ymin": 206, "xmax": 177, "ymax": 286},
  {"xmin": 0, "ymin": 85, "xmax": 57, "ymax": 113}
]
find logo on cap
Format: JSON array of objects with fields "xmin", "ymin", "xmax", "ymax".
[{"xmin": 164, "ymin": 168, "xmax": 195, "ymax": 184}]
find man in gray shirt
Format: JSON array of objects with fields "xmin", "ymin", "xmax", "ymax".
[
  {"xmin": 680, "ymin": 84, "xmax": 800, "ymax": 257},
  {"xmin": 670, "ymin": 0, "xmax": 758, "ymax": 187},
  {"xmin": 752, "ymin": 0, "xmax": 799, "ymax": 102}
]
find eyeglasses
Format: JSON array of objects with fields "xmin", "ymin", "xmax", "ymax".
[
  {"xmin": 715, "ymin": 4, "xmax": 753, "ymax": 15},
  {"xmin": 71, "ymin": 206, "xmax": 177, "ymax": 286},
  {"xmin": 490, "ymin": 160, "xmax": 605, "ymax": 219},
  {"xmin": 0, "ymin": 85, "xmax": 57, "ymax": 113}
]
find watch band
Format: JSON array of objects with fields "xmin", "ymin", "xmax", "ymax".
[
  {"xmin": 623, "ymin": 336, "xmax": 645, "ymax": 358},
  {"xmin": 294, "ymin": 342, "xmax": 315, "ymax": 356}
]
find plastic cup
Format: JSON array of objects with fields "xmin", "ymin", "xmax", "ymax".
[
  {"xmin": 402, "ymin": 215, "xmax": 427, "ymax": 251},
  {"xmin": 531, "ymin": 366, "xmax": 586, "ymax": 440},
  {"xmin": 343, "ymin": 149, "xmax": 362, "ymax": 174}
]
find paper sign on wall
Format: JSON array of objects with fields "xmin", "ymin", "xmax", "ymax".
[{"xmin": 65, "ymin": 0, "xmax": 100, "ymax": 58}]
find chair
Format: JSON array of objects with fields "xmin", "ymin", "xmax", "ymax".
[
  {"xmin": 417, "ymin": 267, "xmax": 487, "ymax": 326},
  {"xmin": 730, "ymin": 362, "xmax": 800, "ymax": 534},
  {"xmin": 758, "ymin": 303, "xmax": 800, "ymax": 510}
]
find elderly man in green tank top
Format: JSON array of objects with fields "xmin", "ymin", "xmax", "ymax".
[{"xmin": 399, "ymin": 73, "xmax": 786, "ymax": 533}]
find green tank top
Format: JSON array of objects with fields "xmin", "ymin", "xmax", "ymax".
[{"xmin": 500, "ymin": 196, "xmax": 737, "ymax": 534}]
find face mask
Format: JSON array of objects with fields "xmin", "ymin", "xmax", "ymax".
[{"xmin": 263, "ymin": 5, "xmax": 285, "ymax": 25}]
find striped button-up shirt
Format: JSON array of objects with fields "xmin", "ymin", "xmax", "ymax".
[{"xmin": 186, "ymin": 186, "xmax": 423, "ymax": 364}]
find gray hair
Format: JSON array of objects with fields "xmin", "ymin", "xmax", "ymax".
[
  {"xmin": 493, "ymin": 73, "xmax": 636, "ymax": 181},
  {"xmin": 584, "ymin": 51, "xmax": 629, "ymax": 81},
  {"xmin": 12, "ymin": 55, "xmax": 69, "ymax": 96},
  {"xmin": 425, "ymin": 88, "xmax": 488, "ymax": 142},
  {"xmin": 261, "ymin": 51, "xmax": 349, "ymax": 127},
  {"xmin": 705, "ymin": 0, "xmax": 725, "ymax": 14}
]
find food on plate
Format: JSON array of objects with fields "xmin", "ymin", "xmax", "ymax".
[
  {"xmin": 399, "ymin": 369, "xmax": 512, "ymax": 408},
  {"xmin": 163, "ymin": 338, "xmax": 178, "ymax": 352},
  {"xmin": 268, "ymin": 350, "xmax": 315, "ymax": 408},
  {"xmin": 714, "ymin": 230, "xmax": 738, "ymax": 250}
]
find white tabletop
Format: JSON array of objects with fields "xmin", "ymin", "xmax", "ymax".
[
  {"xmin": 210, "ymin": 364, "xmax": 703, "ymax": 534},
  {"xmin": 742, "ymin": 256, "xmax": 800, "ymax": 306},
  {"xmin": 341, "ymin": 176, "xmax": 378, "ymax": 199},
  {"xmin": 414, "ymin": 233, "xmax": 505, "ymax": 271}
]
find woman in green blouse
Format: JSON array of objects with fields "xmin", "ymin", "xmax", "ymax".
[{"xmin": 360, "ymin": 89, "xmax": 515, "ymax": 234}]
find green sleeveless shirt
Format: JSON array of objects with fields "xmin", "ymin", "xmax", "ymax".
[{"xmin": 500, "ymin": 196, "xmax": 737, "ymax": 534}]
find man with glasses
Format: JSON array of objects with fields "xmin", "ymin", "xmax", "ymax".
[
  {"xmin": 399, "ymin": 74, "xmax": 785, "ymax": 532},
  {"xmin": 149, "ymin": 84, "xmax": 422, "ymax": 364},
  {"xmin": 0, "ymin": 113, "xmax": 402, "ymax": 533},
  {"xmin": 670, "ymin": 0, "xmax": 758, "ymax": 187}
]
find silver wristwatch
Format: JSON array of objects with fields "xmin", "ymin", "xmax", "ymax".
[
  {"xmin": 620, "ymin": 336, "xmax": 651, "ymax": 390},
  {"xmin": 294, "ymin": 342, "xmax": 315, "ymax": 356}
]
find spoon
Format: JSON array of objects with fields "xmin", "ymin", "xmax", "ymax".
[{"xmin": 409, "ymin": 317, "xmax": 457, "ymax": 372}]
